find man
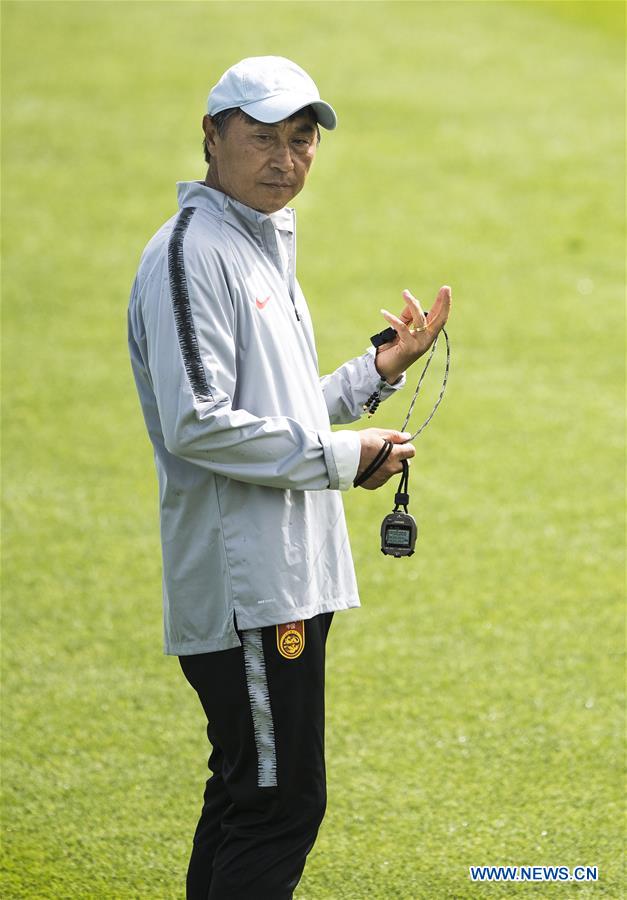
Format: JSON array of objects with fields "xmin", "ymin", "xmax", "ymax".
[{"xmin": 128, "ymin": 56, "xmax": 451, "ymax": 900}]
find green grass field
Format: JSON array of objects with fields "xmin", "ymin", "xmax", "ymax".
[{"xmin": 2, "ymin": 1, "xmax": 624, "ymax": 897}]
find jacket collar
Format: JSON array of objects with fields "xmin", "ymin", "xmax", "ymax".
[{"xmin": 176, "ymin": 181, "xmax": 294, "ymax": 235}]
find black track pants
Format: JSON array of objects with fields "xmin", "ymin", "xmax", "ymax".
[{"xmin": 179, "ymin": 613, "xmax": 334, "ymax": 900}]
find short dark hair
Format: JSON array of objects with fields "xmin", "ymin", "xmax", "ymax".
[{"xmin": 203, "ymin": 106, "xmax": 320, "ymax": 164}]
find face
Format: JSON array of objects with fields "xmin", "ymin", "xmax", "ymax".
[{"xmin": 203, "ymin": 110, "xmax": 319, "ymax": 214}]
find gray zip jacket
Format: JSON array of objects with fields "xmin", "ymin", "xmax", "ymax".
[{"xmin": 128, "ymin": 181, "xmax": 404, "ymax": 654}]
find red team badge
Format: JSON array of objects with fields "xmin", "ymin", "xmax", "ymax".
[{"xmin": 276, "ymin": 621, "xmax": 305, "ymax": 659}]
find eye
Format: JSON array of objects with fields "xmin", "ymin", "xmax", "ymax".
[{"xmin": 254, "ymin": 133, "xmax": 273, "ymax": 142}]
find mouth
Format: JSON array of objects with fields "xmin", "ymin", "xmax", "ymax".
[{"xmin": 262, "ymin": 182, "xmax": 294, "ymax": 189}]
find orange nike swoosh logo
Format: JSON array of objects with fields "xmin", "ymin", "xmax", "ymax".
[{"xmin": 255, "ymin": 296, "xmax": 271, "ymax": 309}]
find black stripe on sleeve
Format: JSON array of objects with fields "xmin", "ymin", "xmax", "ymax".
[{"xmin": 167, "ymin": 207, "xmax": 214, "ymax": 403}]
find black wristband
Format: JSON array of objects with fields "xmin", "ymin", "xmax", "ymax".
[{"xmin": 370, "ymin": 326, "xmax": 397, "ymax": 348}]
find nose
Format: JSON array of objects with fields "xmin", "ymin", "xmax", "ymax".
[{"xmin": 270, "ymin": 142, "xmax": 295, "ymax": 173}]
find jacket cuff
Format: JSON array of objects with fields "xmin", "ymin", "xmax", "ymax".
[
  {"xmin": 364, "ymin": 346, "xmax": 406, "ymax": 397},
  {"xmin": 320, "ymin": 430, "xmax": 361, "ymax": 491}
]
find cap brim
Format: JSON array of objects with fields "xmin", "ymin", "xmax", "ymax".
[{"xmin": 240, "ymin": 93, "xmax": 337, "ymax": 130}]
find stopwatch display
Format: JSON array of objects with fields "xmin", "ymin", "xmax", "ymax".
[{"xmin": 380, "ymin": 512, "xmax": 417, "ymax": 557}]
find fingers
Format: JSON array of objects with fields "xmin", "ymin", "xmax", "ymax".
[
  {"xmin": 358, "ymin": 441, "xmax": 415, "ymax": 489},
  {"xmin": 380, "ymin": 308, "xmax": 411, "ymax": 337},
  {"xmin": 383, "ymin": 285, "xmax": 451, "ymax": 343},
  {"xmin": 401, "ymin": 289, "xmax": 427, "ymax": 331},
  {"xmin": 380, "ymin": 429, "xmax": 412, "ymax": 444},
  {"xmin": 396, "ymin": 441, "xmax": 415, "ymax": 459},
  {"xmin": 426, "ymin": 285, "xmax": 452, "ymax": 331},
  {"xmin": 388, "ymin": 441, "xmax": 415, "ymax": 468},
  {"xmin": 356, "ymin": 428, "xmax": 416, "ymax": 488},
  {"xmin": 369, "ymin": 429, "xmax": 415, "ymax": 449}
]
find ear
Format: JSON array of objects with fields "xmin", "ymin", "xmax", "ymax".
[{"xmin": 203, "ymin": 114, "xmax": 219, "ymax": 157}]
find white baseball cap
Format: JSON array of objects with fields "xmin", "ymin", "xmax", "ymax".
[{"xmin": 207, "ymin": 56, "xmax": 337, "ymax": 130}]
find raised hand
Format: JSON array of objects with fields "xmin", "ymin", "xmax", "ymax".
[{"xmin": 375, "ymin": 285, "xmax": 452, "ymax": 385}]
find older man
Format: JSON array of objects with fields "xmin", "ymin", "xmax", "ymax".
[{"xmin": 128, "ymin": 56, "xmax": 450, "ymax": 900}]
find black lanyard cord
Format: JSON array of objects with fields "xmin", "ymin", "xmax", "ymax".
[{"xmin": 393, "ymin": 459, "xmax": 410, "ymax": 512}]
